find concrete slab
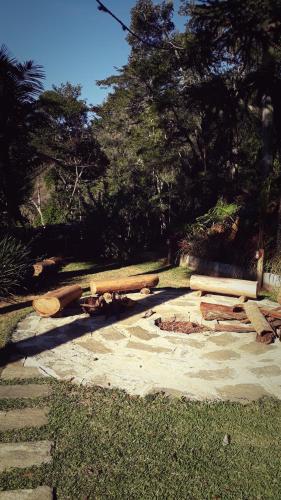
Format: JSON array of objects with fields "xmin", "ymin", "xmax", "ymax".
[
  {"xmin": 0, "ymin": 441, "xmax": 52, "ymax": 471},
  {"xmin": 0, "ymin": 407, "xmax": 49, "ymax": 431},
  {"xmin": 0, "ymin": 385, "xmax": 51, "ymax": 400},
  {"xmin": 1, "ymin": 362, "xmax": 44, "ymax": 380},
  {"xmin": 0, "ymin": 486, "xmax": 53, "ymax": 499}
]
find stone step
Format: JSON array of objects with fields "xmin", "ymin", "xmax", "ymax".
[
  {"xmin": 0, "ymin": 441, "xmax": 53, "ymax": 472},
  {"xmin": 0, "ymin": 384, "xmax": 51, "ymax": 400},
  {"xmin": 0, "ymin": 486, "xmax": 53, "ymax": 499},
  {"xmin": 0, "ymin": 407, "xmax": 49, "ymax": 431},
  {"xmin": 0, "ymin": 362, "xmax": 44, "ymax": 380}
]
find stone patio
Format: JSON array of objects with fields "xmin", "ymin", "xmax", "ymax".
[{"xmin": 6, "ymin": 290, "xmax": 281, "ymax": 402}]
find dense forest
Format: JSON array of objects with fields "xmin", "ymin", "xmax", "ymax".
[{"xmin": 1, "ymin": 0, "xmax": 281, "ymax": 271}]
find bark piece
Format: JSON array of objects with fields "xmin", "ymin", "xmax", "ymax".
[
  {"xmin": 190, "ymin": 275, "xmax": 258, "ymax": 298},
  {"xmin": 33, "ymin": 284, "xmax": 82, "ymax": 317},
  {"xmin": 214, "ymin": 324, "xmax": 254, "ymax": 333},
  {"xmin": 90, "ymin": 274, "xmax": 159, "ymax": 294},
  {"xmin": 200, "ymin": 302, "xmax": 247, "ymax": 321}
]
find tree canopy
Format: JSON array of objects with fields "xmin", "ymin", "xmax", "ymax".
[{"xmin": 1, "ymin": 0, "xmax": 281, "ymax": 264}]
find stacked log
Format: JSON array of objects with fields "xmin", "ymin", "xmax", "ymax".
[
  {"xmin": 90, "ymin": 274, "xmax": 159, "ymax": 295},
  {"xmin": 190, "ymin": 275, "xmax": 258, "ymax": 299},
  {"xmin": 33, "ymin": 284, "xmax": 82, "ymax": 317},
  {"xmin": 200, "ymin": 301, "xmax": 280, "ymax": 344}
]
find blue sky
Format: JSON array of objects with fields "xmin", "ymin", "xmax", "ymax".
[{"xmin": 1, "ymin": 0, "xmax": 186, "ymax": 105}]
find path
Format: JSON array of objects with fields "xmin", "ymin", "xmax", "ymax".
[{"xmin": 0, "ymin": 361, "xmax": 53, "ymax": 499}]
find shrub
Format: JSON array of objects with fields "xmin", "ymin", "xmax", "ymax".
[
  {"xmin": 0, "ymin": 235, "xmax": 32, "ymax": 299},
  {"xmin": 179, "ymin": 198, "xmax": 241, "ymax": 260}
]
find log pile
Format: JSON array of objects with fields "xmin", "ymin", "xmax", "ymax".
[
  {"xmin": 81, "ymin": 292, "xmax": 135, "ymax": 317},
  {"xmin": 200, "ymin": 301, "xmax": 281, "ymax": 344}
]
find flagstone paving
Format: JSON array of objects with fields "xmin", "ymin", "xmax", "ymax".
[
  {"xmin": 0, "ymin": 407, "xmax": 49, "ymax": 431},
  {"xmin": 0, "ymin": 384, "xmax": 51, "ymax": 400},
  {"xmin": 6, "ymin": 290, "xmax": 281, "ymax": 402},
  {"xmin": 0, "ymin": 486, "xmax": 53, "ymax": 499},
  {"xmin": 0, "ymin": 441, "xmax": 52, "ymax": 472}
]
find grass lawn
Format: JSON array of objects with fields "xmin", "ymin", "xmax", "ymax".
[
  {"xmin": 0, "ymin": 379, "xmax": 281, "ymax": 499},
  {"xmin": 1, "ymin": 260, "xmax": 281, "ymax": 498}
]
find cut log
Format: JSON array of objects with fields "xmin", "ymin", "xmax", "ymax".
[
  {"xmin": 190, "ymin": 275, "xmax": 258, "ymax": 299},
  {"xmin": 243, "ymin": 302, "xmax": 274, "ymax": 337},
  {"xmin": 90, "ymin": 274, "xmax": 159, "ymax": 295},
  {"xmin": 33, "ymin": 285, "xmax": 82, "ymax": 317},
  {"xmin": 33, "ymin": 256, "xmax": 63, "ymax": 277}
]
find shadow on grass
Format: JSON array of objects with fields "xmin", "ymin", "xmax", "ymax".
[
  {"xmin": 0, "ymin": 300, "xmax": 33, "ymax": 315},
  {"xmin": 58, "ymin": 261, "xmax": 121, "ymax": 282},
  {"xmin": 0, "ymin": 288, "xmax": 190, "ymax": 367}
]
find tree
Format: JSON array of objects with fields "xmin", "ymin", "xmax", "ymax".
[
  {"xmin": 0, "ymin": 45, "xmax": 44, "ymax": 224},
  {"xmin": 32, "ymin": 83, "xmax": 107, "ymax": 224}
]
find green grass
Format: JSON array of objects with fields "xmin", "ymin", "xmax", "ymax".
[
  {"xmin": 1, "ymin": 380, "xmax": 281, "ymax": 498},
  {"xmin": 59, "ymin": 259, "xmax": 191, "ymax": 289},
  {"xmin": 0, "ymin": 306, "xmax": 32, "ymax": 349}
]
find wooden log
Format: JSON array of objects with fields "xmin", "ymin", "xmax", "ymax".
[
  {"xmin": 243, "ymin": 302, "xmax": 274, "ymax": 337},
  {"xmin": 33, "ymin": 256, "xmax": 63, "ymax": 277},
  {"xmin": 33, "ymin": 285, "xmax": 82, "ymax": 317},
  {"xmin": 90, "ymin": 274, "xmax": 159, "ymax": 295},
  {"xmin": 190, "ymin": 274, "xmax": 258, "ymax": 299}
]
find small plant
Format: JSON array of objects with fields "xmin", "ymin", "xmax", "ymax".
[{"xmin": 0, "ymin": 235, "xmax": 32, "ymax": 299}]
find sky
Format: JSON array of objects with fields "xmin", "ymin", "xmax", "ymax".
[{"xmin": 1, "ymin": 0, "xmax": 186, "ymax": 106}]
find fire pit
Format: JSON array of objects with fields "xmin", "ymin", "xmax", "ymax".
[
  {"xmin": 155, "ymin": 317, "xmax": 209, "ymax": 334},
  {"xmin": 81, "ymin": 292, "xmax": 135, "ymax": 317}
]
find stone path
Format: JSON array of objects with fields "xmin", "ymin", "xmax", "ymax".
[
  {"xmin": 0, "ymin": 486, "xmax": 53, "ymax": 499},
  {"xmin": 0, "ymin": 361, "xmax": 53, "ymax": 498},
  {"xmin": 0, "ymin": 408, "xmax": 49, "ymax": 431},
  {"xmin": 8, "ymin": 290, "xmax": 281, "ymax": 402}
]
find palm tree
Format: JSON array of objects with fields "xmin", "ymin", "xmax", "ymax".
[{"xmin": 0, "ymin": 45, "xmax": 44, "ymax": 223}]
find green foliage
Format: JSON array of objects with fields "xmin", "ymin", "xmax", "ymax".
[
  {"xmin": 187, "ymin": 198, "xmax": 240, "ymax": 237},
  {"xmin": 0, "ymin": 236, "xmax": 32, "ymax": 299}
]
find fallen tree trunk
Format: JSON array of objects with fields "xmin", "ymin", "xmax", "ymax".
[
  {"xmin": 33, "ymin": 284, "xmax": 82, "ymax": 317},
  {"xmin": 33, "ymin": 256, "xmax": 63, "ymax": 277},
  {"xmin": 90, "ymin": 274, "xmax": 159, "ymax": 295},
  {"xmin": 190, "ymin": 274, "xmax": 258, "ymax": 298}
]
